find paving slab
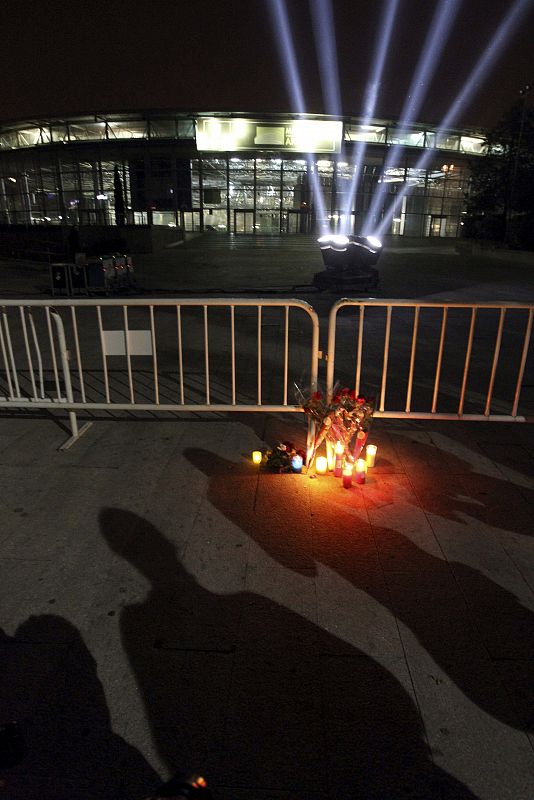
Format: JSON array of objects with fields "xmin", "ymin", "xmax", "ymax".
[{"xmin": 398, "ymin": 624, "xmax": 534, "ymax": 800}]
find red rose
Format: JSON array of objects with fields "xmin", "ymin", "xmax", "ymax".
[
  {"xmin": 312, "ymin": 391, "xmax": 322, "ymax": 400},
  {"xmin": 333, "ymin": 394, "xmax": 341, "ymax": 403},
  {"xmin": 348, "ymin": 389, "xmax": 356, "ymax": 400},
  {"xmin": 357, "ymin": 396, "xmax": 365, "ymax": 405},
  {"xmin": 341, "ymin": 388, "xmax": 350, "ymax": 396}
]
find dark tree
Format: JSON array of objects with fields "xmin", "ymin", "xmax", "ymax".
[{"xmin": 465, "ymin": 98, "xmax": 534, "ymax": 248}]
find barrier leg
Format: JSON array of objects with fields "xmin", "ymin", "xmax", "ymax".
[
  {"xmin": 50, "ymin": 309, "xmax": 93, "ymax": 450},
  {"xmin": 59, "ymin": 419, "xmax": 93, "ymax": 451},
  {"xmin": 306, "ymin": 418, "xmax": 315, "ymax": 468}
]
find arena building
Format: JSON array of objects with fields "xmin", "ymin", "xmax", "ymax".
[{"xmin": 0, "ymin": 111, "xmax": 487, "ymax": 238}]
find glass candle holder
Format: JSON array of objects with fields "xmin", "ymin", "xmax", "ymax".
[
  {"xmin": 355, "ymin": 458, "xmax": 366, "ymax": 484},
  {"xmin": 366, "ymin": 444, "xmax": 377, "ymax": 468},
  {"xmin": 334, "ymin": 441, "xmax": 344, "ymax": 478},
  {"xmin": 315, "ymin": 456, "xmax": 328, "ymax": 475},
  {"xmin": 291, "ymin": 454, "xmax": 303, "ymax": 473},
  {"xmin": 326, "ymin": 441, "xmax": 335, "ymax": 471},
  {"xmin": 252, "ymin": 450, "xmax": 262, "ymax": 465}
]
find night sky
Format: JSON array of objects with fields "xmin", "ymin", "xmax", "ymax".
[{"xmin": 1, "ymin": 0, "xmax": 533, "ymax": 129}]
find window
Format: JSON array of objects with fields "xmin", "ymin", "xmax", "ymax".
[
  {"xmin": 229, "ymin": 158, "xmax": 254, "ymax": 208},
  {"xmin": 459, "ymin": 136, "xmax": 486, "ymax": 155},
  {"xmin": 435, "ymin": 133, "xmax": 460, "ymax": 151},
  {"xmin": 387, "ymin": 128, "xmax": 425, "ymax": 147},
  {"xmin": 0, "ymin": 131, "xmax": 19, "ymax": 149},
  {"xmin": 256, "ymin": 159, "xmax": 281, "ymax": 209},
  {"xmin": 282, "ymin": 159, "xmax": 308, "ymax": 209},
  {"xmin": 51, "ymin": 126, "xmax": 69, "ymax": 142},
  {"xmin": 107, "ymin": 120, "xmax": 147, "ymax": 139},
  {"xmin": 345, "ymin": 124, "xmax": 386, "ymax": 144},
  {"xmin": 201, "ymin": 158, "xmax": 228, "ymax": 207},
  {"xmin": 67, "ymin": 122, "xmax": 106, "ymax": 141},
  {"xmin": 149, "ymin": 120, "xmax": 177, "ymax": 139},
  {"xmin": 177, "ymin": 120, "xmax": 195, "ymax": 139}
]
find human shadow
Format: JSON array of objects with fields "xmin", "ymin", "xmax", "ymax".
[
  {"xmin": 184, "ymin": 447, "xmax": 534, "ymax": 736},
  {"xmin": 99, "ymin": 507, "xmax": 479, "ymax": 799},
  {"xmin": 0, "ymin": 614, "xmax": 159, "ymax": 800},
  {"xmin": 389, "ymin": 431, "xmax": 534, "ymax": 535}
]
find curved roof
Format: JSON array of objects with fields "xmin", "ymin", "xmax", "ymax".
[{"xmin": 0, "ymin": 111, "xmax": 487, "ymax": 156}]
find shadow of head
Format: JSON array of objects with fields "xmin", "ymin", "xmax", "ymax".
[
  {"xmin": 99, "ymin": 508, "xmax": 181, "ymax": 585},
  {"xmin": 184, "ymin": 446, "xmax": 252, "ymax": 477},
  {"xmin": 184, "ymin": 448, "xmax": 318, "ymax": 577}
]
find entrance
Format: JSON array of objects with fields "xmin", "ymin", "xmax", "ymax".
[
  {"xmin": 255, "ymin": 210, "xmax": 280, "ymax": 234},
  {"xmin": 428, "ymin": 215, "xmax": 446, "ymax": 237},
  {"xmin": 233, "ymin": 209, "xmax": 254, "ymax": 234},
  {"xmin": 282, "ymin": 209, "xmax": 311, "ymax": 234}
]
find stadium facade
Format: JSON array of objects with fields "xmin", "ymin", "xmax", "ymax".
[{"xmin": 0, "ymin": 111, "xmax": 487, "ymax": 237}]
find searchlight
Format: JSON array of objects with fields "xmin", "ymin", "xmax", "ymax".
[
  {"xmin": 365, "ymin": 235, "xmax": 382, "ymax": 251},
  {"xmin": 318, "ymin": 234, "xmax": 350, "ymax": 249},
  {"xmin": 314, "ymin": 233, "xmax": 383, "ymax": 291}
]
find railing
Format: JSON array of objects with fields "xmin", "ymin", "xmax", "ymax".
[
  {"xmin": 1, "ymin": 297, "xmax": 532, "ymax": 454},
  {"xmin": 326, "ymin": 299, "xmax": 533, "ymax": 421},
  {"xmin": 0, "ymin": 298, "xmax": 319, "ymax": 450}
]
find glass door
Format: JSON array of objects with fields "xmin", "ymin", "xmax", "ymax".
[
  {"xmin": 281, "ymin": 209, "xmax": 310, "ymax": 233},
  {"xmin": 233, "ymin": 209, "xmax": 254, "ymax": 234}
]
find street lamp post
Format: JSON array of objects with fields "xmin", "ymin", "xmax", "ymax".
[{"xmin": 505, "ymin": 83, "xmax": 531, "ymax": 245}]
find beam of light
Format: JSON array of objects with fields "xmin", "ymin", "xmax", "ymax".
[
  {"xmin": 341, "ymin": 0, "xmax": 401, "ymax": 230},
  {"xmin": 309, "ymin": 0, "xmax": 345, "ymax": 232},
  {"xmin": 267, "ymin": 0, "xmax": 328, "ymax": 229},
  {"xmin": 398, "ymin": 0, "xmax": 462, "ymax": 127},
  {"xmin": 309, "ymin": 0, "xmax": 342, "ymax": 117},
  {"xmin": 374, "ymin": 0, "xmax": 534, "ymax": 239},
  {"xmin": 439, "ymin": 0, "xmax": 533, "ymax": 132},
  {"xmin": 270, "ymin": 0, "xmax": 306, "ymax": 114},
  {"xmin": 364, "ymin": 0, "xmax": 462, "ymax": 232}
]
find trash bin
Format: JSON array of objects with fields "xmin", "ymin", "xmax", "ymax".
[
  {"xmin": 69, "ymin": 263, "xmax": 89, "ymax": 295},
  {"xmin": 110, "ymin": 253, "xmax": 136, "ymax": 291},
  {"xmin": 125, "ymin": 255, "xmax": 136, "ymax": 287},
  {"xmin": 85, "ymin": 256, "xmax": 115, "ymax": 293},
  {"xmin": 111, "ymin": 253, "xmax": 130, "ymax": 290},
  {"xmin": 82, "ymin": 253, "xmax": 135, "ymax": 294},
  {"xmin": 49, "ymin": 263, "xmax": 71, "ymax": 296}
]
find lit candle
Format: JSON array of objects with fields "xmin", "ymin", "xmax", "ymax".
[
  {"xmin": 291, "ymin": 454, "xmax": 303, "ymax": 473},
  {"xmin": 334, "ymin": 441, "xmax": 344, "ymax": 477},
  {"xmin": 252, "ymin": 450, "xmax": 262, "ymax": 465},
  {"xmin": 355, "ymin": 458, "xmax": 366, "ymax": 484},
  {"xmin": 315, "ymin": 456, "xmax": 328, "ymax": 475},
  {"xmin": 342, "ymin": 463, "xmax": 353, "ymax": 489},
  {"xmin": 366, "ymin": 444, "xmax": 377, "ymax": 468}
]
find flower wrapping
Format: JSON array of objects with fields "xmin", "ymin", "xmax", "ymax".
[{"xmin": 295, "ymin": 383, "xmax": 375, "ymax": 466}]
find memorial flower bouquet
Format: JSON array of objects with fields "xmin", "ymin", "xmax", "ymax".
[
  {"xmin": 263, "ymin": 441, "xmax": 307, "ymax": 473},
  {"xmin": 295, "ymin": 383, "xmax": 375, "ymax": 466}
]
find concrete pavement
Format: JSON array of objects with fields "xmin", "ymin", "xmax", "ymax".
[
  {"xmin": 0, "ymin": 411, "xmax": 533, "ymax": 799},
  {"xmin": 2, "ymin": 234, "xmax": 534, "ymax": 304}
]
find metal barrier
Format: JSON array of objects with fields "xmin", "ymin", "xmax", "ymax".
[
  {"xmin": 1, "ymin": 297, "xmax": 533, "ymax": 454},
  {"xmin": 0, "ymin": 298, "xmax": 320, "ymax": 450},
  {"xmin": 326, "ymin": 299, "xmax": 533, "ymax": 421}
]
